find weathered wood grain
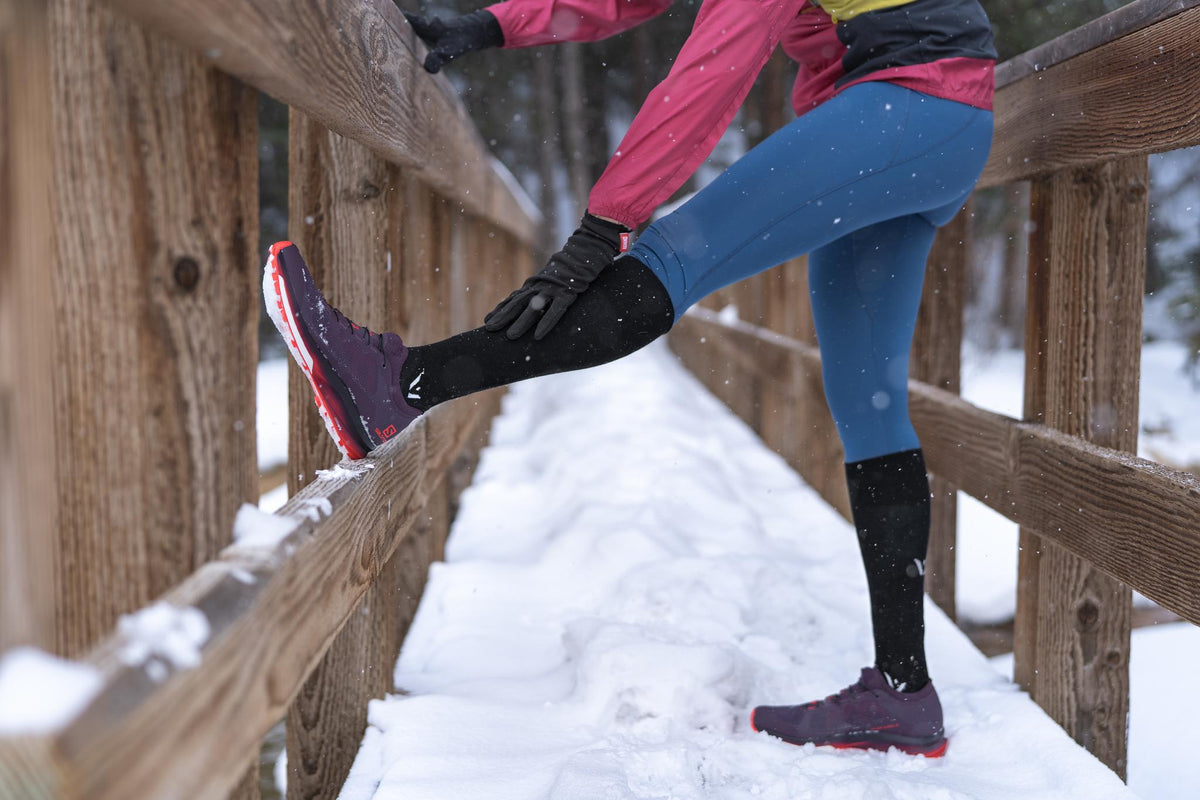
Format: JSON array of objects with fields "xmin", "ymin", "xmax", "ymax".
[
  {"xmin": 283, "ymin": 114, "xmax": 401, "ymax": 800},
  {"xmin": 47, "ymin": 0, "xmax": 260, "ymax": 658},
  {"xmin": 0, "ymin": 735, "xmax": 61, "ymax": 799},
  {"xmin": 911, "ymin": 208, "xmax": 969, "ymax": 621},
  {"xmin": 103, "ymin": 0, "xmax": 540, "ymax": 244},
  {"xmin": 1012, "ymin": 156, "xmax": 1148, "ymax": 777},
  {"xmin": 981, "ymin": 5, "xmax": 1200, "ymax": 187},
  {"xmin": 669, "ymin": 311, "xmax": 1200, "ymax": 630},
  {"xmin": 0, "ymin": 395, "xmax": 500, "ymax": 800},
  {"xmin": 0, "ymin": 0, "xmax": 61, "ymax": 653}
]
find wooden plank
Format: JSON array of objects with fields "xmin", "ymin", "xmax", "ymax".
[
  {"xmin": 285, "ymin": 547, "xmax": 408, "ymax": 800},
  {"xmin": 0, "ymin": 396, "xmax": 499, "ymax": 800},
  {"xmin": 981, "ymin": 5, "xmax": 1200, "ymax": 187},
  {"xmin": 1013, "ymin": 156, "xmax": 1148, "ymax": 777},
  {"xmin": 280, "ymin": 129, "xmax": 516, "ymax": 798},
  {"xmin": 670, "ymin": 310, "xmax": 1200, "ymax": 630},
  {"xmin": 103, "ymin": 0, "xmax": 540, "ymax": 245},
  {"xmin": 756, "ymin": 257, "xmax": 850, "ymax": 516},
  {"xmin": 907, "ymin": 382, "xmax": 1200, "ymax": 629},
  {"xmin": 0, "ymin": 3, "xmax": 11, "ymax": 644},
  {"xmin": 996, "ymin": 0, "xmax": 1200, "ymax": 87},
  {"xmin": 911, "ymin": 209, "xmax": 969, "ymax": 620},
  {"xmin": 45, "ymin": 0, "xmax": 260, "ymax": 658},
  {"xmin": 283, "ymin": 114, "xmax": 402, "ymax": 800},
  {"xmin": 227, "ymin": 758, "xmax": 261, "ymax": 800},
  {"xmin": 0, "ymin": 0, "xmax": 60, "ymax": 653},
  {"xmin": 0, "ymin": 735, "xmax": 61, "ymax": 799}
]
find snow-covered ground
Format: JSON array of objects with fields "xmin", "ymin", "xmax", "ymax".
[
  {"xmin": 252, "ymin": 333, "xmax": 1200, "ymax": 799},
  {"xmin": 324, "ymin": 342, "xmax": 1140, "ymax": 800}
]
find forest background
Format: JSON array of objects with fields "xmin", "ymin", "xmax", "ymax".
[{"xmin": 258, "ymin": 0, "xmax": 1200, "ymax": 362}]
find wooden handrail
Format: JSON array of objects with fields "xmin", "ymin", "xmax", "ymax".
[
  {"xmin": 981, "ymin": 0, "xmax": 1200, "ymax": 186},
  {"xmin": 0, "ymin": 393, "xmax": 501, "ymax": 800},
  {"xmin": 104, "ymin": 0, "xmax": 540, "ymax": 244},
  {"xmin": 1, "ymin": 0, "xmax": 530, "ymax": 795},
  {"xmin": 674, "ymin": 309, "xmax": 1200, "ymax": 628}
]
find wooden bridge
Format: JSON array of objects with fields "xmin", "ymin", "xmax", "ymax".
[{"xmin": 2, "ymin": 0, "xmax": 1199, "ymax": 797}]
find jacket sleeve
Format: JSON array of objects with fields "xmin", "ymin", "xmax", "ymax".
[
  {"xmin": 586, "ymin": 0, "xmax": 806, "ymax": 227},
  {"xmin": 485, "ymin": 0, "xmax": 675, "ymax": 47}
]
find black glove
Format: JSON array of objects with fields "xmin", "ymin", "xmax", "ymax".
[
  {"xmin": 403, "ymin": 9, "xmax": 505, "ymax": 74},
  {"xmin": 485, "ymin": 213, "xmax": 629, "ymax": 340}
]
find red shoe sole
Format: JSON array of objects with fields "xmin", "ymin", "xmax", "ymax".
[
  {"xmin": 828, "ymin": 737, "xmax": 949, "ymax": 758},
  {"xmin": 264, "ymin": 241, "xmax": 368, "ymax": 461},
  {"xmin": 750, "ymin": 708, "xmax": 948, "ymax": 758}
]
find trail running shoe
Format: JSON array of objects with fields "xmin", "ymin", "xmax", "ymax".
[
  {"xmin": 750, "ymin": 667, "xmax": 948, "ymax": 757},
  {"xmin": 263, "ymin": 241, "xmax": 422, "ymax": 460}
]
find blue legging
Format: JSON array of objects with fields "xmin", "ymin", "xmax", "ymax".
[{"xmin": 628, "ymin": 82, "xmax": 993, "ymax": 462}]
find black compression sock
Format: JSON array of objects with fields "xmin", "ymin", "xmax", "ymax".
[
  {"xmin": 397, "ymin": 256, "xmax": 674, "ymax": 411},
  {"xmin": 845, "ymin": 448, "xmax": 932, "ymax": 693}
]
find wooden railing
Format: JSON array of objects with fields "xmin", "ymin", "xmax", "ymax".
[
  {"xmin": 1, "ymin": 0, "xmax": 535, "ymax": 798},
  {"xmin": 4, "ymin": 0, "xmax": 1198, "ymax": 795},
  {"xmin": 669, "ymin": 0, "xmax": 1200, "ymax": 780}
]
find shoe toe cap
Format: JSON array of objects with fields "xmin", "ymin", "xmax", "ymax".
[{"xmin": 749, "ymin": 704, "xmax": 797, "ymax": 737}]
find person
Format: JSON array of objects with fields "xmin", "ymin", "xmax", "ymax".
[{"xmin": 263, "ymin": 0, "xmax": 996, "ymax": 758}]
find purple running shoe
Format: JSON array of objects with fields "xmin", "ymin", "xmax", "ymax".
[
  {"xmin": 263, "ymin": 241, "xmax": 422, "ymax": 460},
  {"xmin": 750, "ymin": 667, "xmax": 948, "ymax": 757}
]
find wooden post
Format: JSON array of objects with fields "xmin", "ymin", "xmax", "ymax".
[
  {"xmin": 1015, "ymin": 156, "xmax": 1147, "ymax": 778},
  {"xmin": 285, "ymin": 113, "xmax": 405, "ymax": 800},
  {"xmin": 3, "ymin": 3, "xmax": 262, "ymax": 794},
  {"xmin": 760, "ymin": 257, "xmax": 850, "ymax": 520},
  {"xmin": 284, "ymin": 118, "xmax": 485, "ymax": 800},
  {"xmin": 45, "ymin": 4, "xmax": 261, "ymax": 795},
  {"xmin": 0, "ymin": 0, "xmax": 60, "ymax": 653},
  {"xmin": 911, "ymin": 206, "xmax": 970, "ymax": 620},
  {"xmin": 12, "ymin": 0, "xmax": 259, "ymax": 658}
]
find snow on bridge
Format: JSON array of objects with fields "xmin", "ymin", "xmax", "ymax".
[{"xmin": 335, "ymin": 342, "xmax": 1136, "ymax": 800}]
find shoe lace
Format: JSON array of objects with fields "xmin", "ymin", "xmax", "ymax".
[
  {"xmin": 331, "ymin": 307, "xmax": 385, "ymax": 355},
  {"xmin": 824, "ymin": 680, "xmax": 867, "ymax": 706}
]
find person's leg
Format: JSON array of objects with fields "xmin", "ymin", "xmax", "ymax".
[
  {"xmin": 266, "ymin": 83, "xmax": 989, "ymax": 459},
  {"xmin": 750, "ymin": 214, "xmax": 949, "ymax": 756},
  {"xmin": 264, "ymin": 243, "xmax": 672, "ymax": 458},
  {"xmin": 813, "ymin": 214, "xmax": 939, "ymax": 694},
  {"xmin": 397, "ymin": 257, "xmax": 672, "ymax": 410},
  {"xmin": 401, "ymin": 83, "xmax": 990, "ymax": 410}
]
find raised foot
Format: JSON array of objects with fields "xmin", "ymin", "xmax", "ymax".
[{"xmin": 262, "ymin": 241, "xmax": 422, "ymax": 460}]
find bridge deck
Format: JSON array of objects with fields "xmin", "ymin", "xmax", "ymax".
[{"xmin": 332, "ymin": 341, "xmax": 1136, "ymax": 800}]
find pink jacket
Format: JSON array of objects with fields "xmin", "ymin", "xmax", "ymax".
[{"xmin": 486, "ymin": 0, "xmax": 994, "ymax": 227}]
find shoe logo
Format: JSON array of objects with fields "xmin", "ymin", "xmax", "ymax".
[
  {"xmin": 375, "ymin": 424, "xmax": 398, "ymax": 440},
  {"xmin": 407, "ymin": 370, "xmax": 424, "ymax": 401},
  {"xmin": 911, "ymin": 558, "xmax": 925, "ymax": 577}
]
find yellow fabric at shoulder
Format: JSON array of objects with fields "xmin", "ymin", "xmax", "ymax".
[{"xmin": 809, "ymin": 0, "xmax": 917, "ymax": 22}]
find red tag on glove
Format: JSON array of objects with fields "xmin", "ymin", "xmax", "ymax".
[{"xmin": 619, "ymin": 232, "xmax": 631, "ymax": 253}]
